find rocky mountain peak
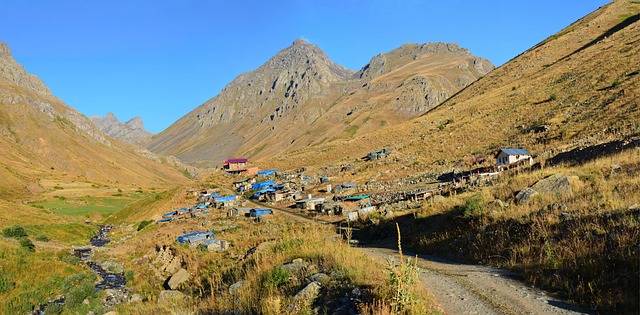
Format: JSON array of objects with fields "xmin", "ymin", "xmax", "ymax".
[
  {"xmin": 91, "ymin": 112, "xmax": 152, "ymax": 145},
  {"xmin": 0, "ymin": 41, "xmax": 51, "ymax": 95},
  {"xmin": 0, "ymin": 42, "xmax": 11, "ymax": 57}
]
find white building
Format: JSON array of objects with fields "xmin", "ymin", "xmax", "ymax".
[{"xmin": 495, "ymin": 148, "xmax": 533, "ymax": 170}]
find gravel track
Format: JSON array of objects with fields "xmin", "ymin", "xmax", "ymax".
[{"xmin": 360, "ymin": 247, "xmax": 591, "ymax": 315}]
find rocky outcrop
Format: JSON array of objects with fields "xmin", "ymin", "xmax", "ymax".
[{"xmin": 0, "ymin": 42, "xmax": 51, "ymax": 95}]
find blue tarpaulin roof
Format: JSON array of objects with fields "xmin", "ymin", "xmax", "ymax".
[
  {"xmin": 258, "ymin": 170, "xmax": 277, "ymax": 176},
  {"xmin": 215, "ymin": 195, "xmax": 237, "ymax": 202},
  {"xmin": 252, "ymin": 180, "xmax": 275, "ymax": 190}
]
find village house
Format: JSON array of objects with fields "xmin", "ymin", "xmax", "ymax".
[
  {"xmin": 495, "ymin": 148, "xmax": 533, "ymax": 171},
  {"xmin": 296, "ymin": 197, "xmax": 326, "ymax": 210},
  {"xmin": 224, "ymin": 158, "xmax": 248, "ymax": 170}
]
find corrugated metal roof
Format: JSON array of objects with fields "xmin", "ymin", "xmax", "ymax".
[
  {"xmin": 226, "ymin": 158, "xmax": 248, "ymax": 163},
  {"xmin": 499, "ymin": 148, "xmax": 530, "ymax": 156}
]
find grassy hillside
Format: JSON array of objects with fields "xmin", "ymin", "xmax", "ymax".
[{"xmin": 263, "ymin": 0, "xmax": 639, "ymax": 175}]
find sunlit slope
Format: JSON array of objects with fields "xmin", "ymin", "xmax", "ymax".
[
  {"xmin": 0, "ymin": 43, "xmax": 189, "ymax": 201},
  {"xmin": 264, "ymin": 1, "xmax": 639, "ymax": 172}
]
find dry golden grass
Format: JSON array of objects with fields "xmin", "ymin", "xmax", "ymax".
[{"xmin": 360, "ymin": 148, "xmax": 639, "ymax": 312}]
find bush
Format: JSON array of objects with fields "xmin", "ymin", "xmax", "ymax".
[
  {"xmin": 262, "ymin": 267, "xmax": 292, "ymax": 291},
  {"xmin": 65, "ymin": 281, "xmax": 95, "ymax": 307},
  {"xmin": 20, "ymin": 238, "xmax": 35, "ymax": 251},
  {"xmin": 137, "ymin": 220, "xmax": 154, "ymax": 231},
  {"xmin": 455, "ymin": 195, "xmax": 486, "ymax": 218},
  {"xmin": 60, "ymin": 254, "xmax": 80, "ymax": 265},
  {"xmin": 3, "ymin": 225, "xmax": 28, "ymax": 238}
]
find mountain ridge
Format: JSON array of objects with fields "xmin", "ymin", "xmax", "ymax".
[{"xmin": 146, "ymin": 39, "xmax": 493, "ymax": 166}]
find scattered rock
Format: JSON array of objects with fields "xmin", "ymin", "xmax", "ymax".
[
  {"xmin": 167, "ymin": 268, "xmax": 189, "ymax": 290},
  {"xmin": 199, "ymin": 239, "xmax": 229, "ymax": 252},
  {"xmin": 288, "ymin": 281, "xmax": 322, "ymax": 312},
  {"xmin": 309, "ymin": 273, "xmax": 329, "ymax": 284},
  {"xmin": 229, "ymin": 280, "xmax": 245, "ymax": 295},
  {"xmin": 103, "ymin": 311, "xmax": 117, "ymax": 315},
  {"xmin": 101, "ymin": 260, "xmax": 125, "ymax": 274},
  {"xmin": 129, "ymin": 294, "xmax": 143, "ymax": 303},
  {"xmin": 281, "ymin": 260, "xmax": 307, "ymax": 274},
  {"xmin": 157, "ymin": 290, "xmax": 186, "ymax": 302},
  {"xmin": 491, "ymin": 199, "xmax": 505, "ymax": 208}
]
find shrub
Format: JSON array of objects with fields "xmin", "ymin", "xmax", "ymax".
[
  {"xmin": 455, "ymin": 194, "xmax": 486, "ymax": 218},
  {"xmin": 262, "ymin": 267, "xmax": 292, "ymax": 291},
  {"xmin": 19, "ymin": 238, "xmax": 35, "ymax": 251},
  {"xmin": 60, "ymin": 254, "xmax": 80, "ymax": 265},
  {"xmin": 137, "ymin": 220, "xmax": 154, "ymax": 231},
  {"xmin": 3, "ymin": 224, "xmax": 28, "ymax": 238},
  {"xmin": 65, "ymin": 281, "xmax": 95, "ymax": 307}
]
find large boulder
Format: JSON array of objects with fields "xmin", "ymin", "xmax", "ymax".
[
  {"xmin": 516, "ymin": 174, "xmax": 573, "ymax": 204},
  {"xmin": 167, "ymin": 268, "xmax": 189, "ymax": 290},
  {"xmin": 531, "ymin": 174, "xmax": 573, "ymax": 198}
]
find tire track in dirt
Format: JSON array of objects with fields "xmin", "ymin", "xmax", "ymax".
[{"xmin": 360, "ymin": 247, "xmax": 591, "ymax": 315}]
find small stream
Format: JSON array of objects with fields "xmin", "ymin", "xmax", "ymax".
[
  {"xmin": 33, "ymin": 225, "xmax": 129, "ymax": 314},
  {"xmin": 76, "ymin": 225, "xmax": 127, "ymax": 289}
]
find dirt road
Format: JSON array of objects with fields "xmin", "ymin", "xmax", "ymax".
[
  {"xmin": 360, "ymin": 246, "xmax": 590, "ymax": 315},
  {"xmin": 242, "ymin": 199, "xmax": 590, "ymax": 314}
]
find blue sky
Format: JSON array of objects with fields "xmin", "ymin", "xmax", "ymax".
[{"xmin": 1, "ymin": 0, "xmax": 609, "ymax": 133}]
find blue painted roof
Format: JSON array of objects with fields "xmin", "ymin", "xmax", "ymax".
[
  {"xmin": 178, "ymin": 231, "xmax": 214, "ymax": 243},
  {"xmin": 499, "ymin": 148, "xmax": 530, "ymax": 156},
  {"xmin": 258, "ymin": 170, "xmax": 277, "ymax": 176}
]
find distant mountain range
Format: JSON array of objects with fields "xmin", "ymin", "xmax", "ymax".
[
  {"xmin": 145, "ymin": 40, "xmax": 493, "ymax": 166},
  {"xmin": 91, "ymin": 112, "xmax": 153, "ymax": 145}
]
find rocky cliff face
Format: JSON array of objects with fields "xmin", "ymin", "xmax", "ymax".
[
  {"xmin": 0, "ymin": 42, "xmax": 51, "ymax": 95},
  {"xmin": 147, "ymin": 39, "xmax": 494, "ymax": 165},
  {"xmin": 91, "ymin": 112, "xmax": 153, "ymax": 144}
]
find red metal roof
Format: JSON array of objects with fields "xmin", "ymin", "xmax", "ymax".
[{"xmin": 226, "ymin": 158, "xmax": 248, "ymax": 164}]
